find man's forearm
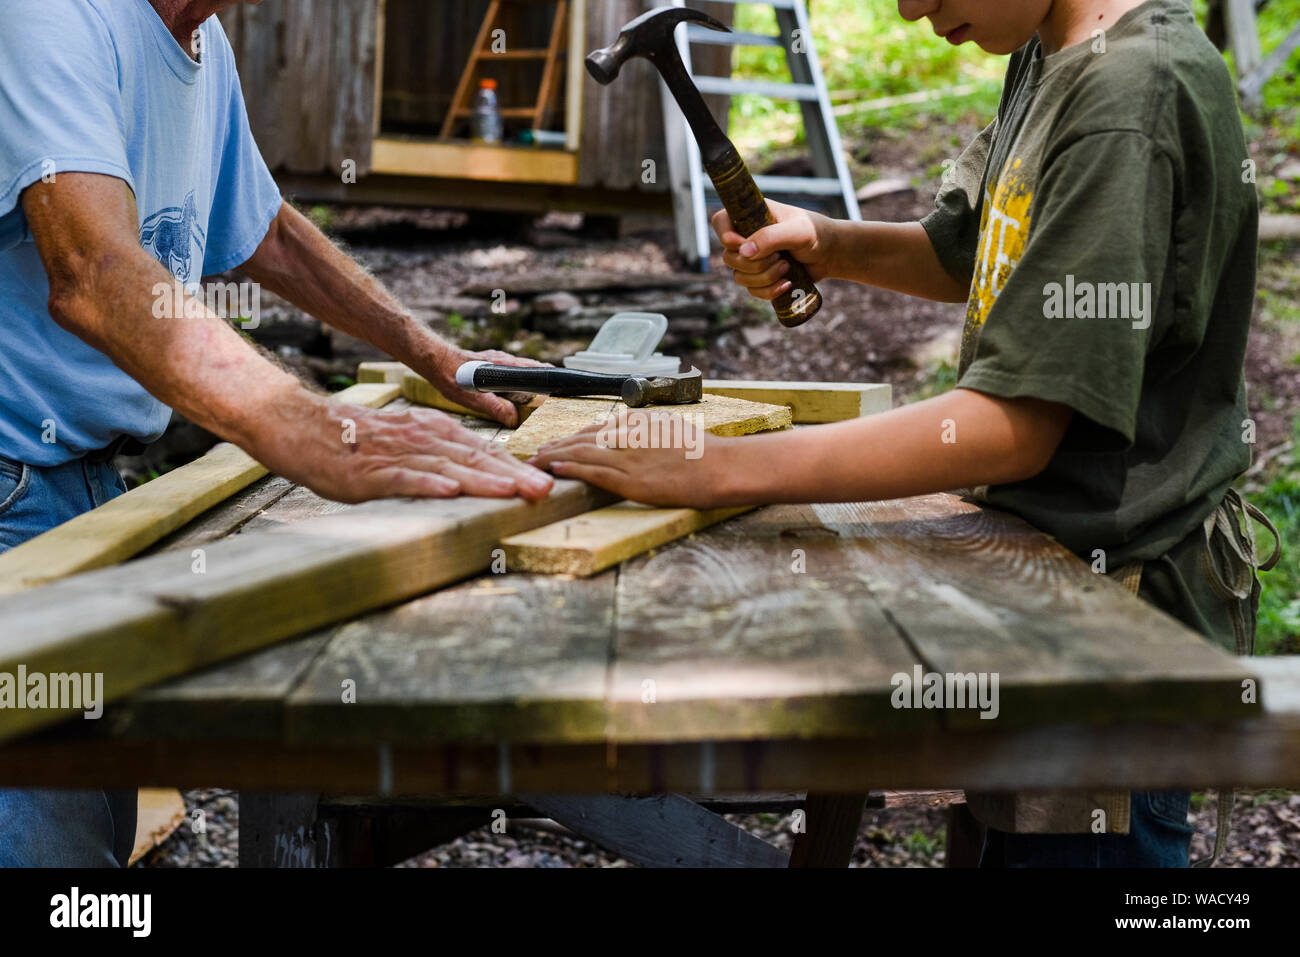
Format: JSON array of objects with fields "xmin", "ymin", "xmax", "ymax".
[
  {"xmin": 827, "ymin": 220, "xmax": 970, "ymax": 303},
  {"xmin": 240, "ymin": 202, "xmax": 447, "ymax": 370},
  {"xmin": 47, "ymin": 240, "xmax": 317, "ymax": 456},
  {"xmin": 718, "ymin": 388, "xmax": 1070, "ymax": 505}
]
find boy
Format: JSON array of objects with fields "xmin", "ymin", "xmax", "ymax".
[{"xmin": 530, "ymin": 0, "xmax": 1280, "ymax": 866}]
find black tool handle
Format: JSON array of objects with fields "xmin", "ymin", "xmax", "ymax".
[
  {"xmin": 706, "ymin": 145, "xmax": 822, "ymax": 327},
  {"xmin": 457, "ymin": 362, "xmax": 629, "ymax": 398}
]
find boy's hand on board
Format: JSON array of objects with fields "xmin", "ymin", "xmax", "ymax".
[
  {"xmin": 712, "ymin": 200, "xmax": 840, "ymax": 302},
  {"xmin": 528, "ymin": 413, "xmax": 736, "ymax": 510}
]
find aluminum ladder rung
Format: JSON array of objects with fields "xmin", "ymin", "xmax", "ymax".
[
  {"xmin": 694, "ymin": 76, "xmax": 820, "ymax": 100},
  {"xmin": 686, "ymin": 25, "xmax": 783, "ymax": 48},
  {"xmin": 705, "ymin": 176, "xmax": 848, "ymax": 196}
]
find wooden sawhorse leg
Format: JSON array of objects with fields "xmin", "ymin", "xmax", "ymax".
[{"xmin": 788, "ymin": 792, "xmax": 867, "ymax": 868}]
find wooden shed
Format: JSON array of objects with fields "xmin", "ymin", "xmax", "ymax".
[{"xmin": 217, "ymin": 0, "xmax": 734, "ymax": 215}]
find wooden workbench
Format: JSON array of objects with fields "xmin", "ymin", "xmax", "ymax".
[{"xmin": 1, "ymin": 408, "xmax": 1295, "ymax": 866}]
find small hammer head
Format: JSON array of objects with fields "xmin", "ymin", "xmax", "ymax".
[
  {"xmin": 586, "ymin": 7, "xmax": 730, "ymax": 85},
  {"xmin": 620, "ymin": 367, "xmax": 703, "ymax": 407}
]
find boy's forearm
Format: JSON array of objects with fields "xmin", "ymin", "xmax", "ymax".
[
  {"xmin": 718, "ymin": 388, "xmax": 1071, "ymax": 505},
  {"xmin": 241, "ymin": 202, "xmax": 449, "ymax": 370},
  {"xmin": 827, "ymin": 219, "xmax": 971, "ymax": 303}
]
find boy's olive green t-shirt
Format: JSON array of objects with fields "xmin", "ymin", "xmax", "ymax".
[{"xmin": 921, "ymin": 0, "xmax": 1258, "ymax": 649}]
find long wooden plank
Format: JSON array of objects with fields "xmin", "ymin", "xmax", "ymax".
[
  {"xmin": 501, "ymin": 501, "xmax": 753, "ymax": 576},
  {"xmin": 608, "ymin": 505, "xmax": 930, "ymax": 742},
  {"xmin": 523, "ymin": 793, "xmax": 790, "ymax": 868},
  {"xmin": 0, "ymin": 479, "xmax": 617, "ymax": 743},
  {"xmin": 811, "ymin": 497, "xmax": 1260, "ymax": 729},
  {"xmin": 0, "ymin": 382, "xmax": 400, "ymax": 595},
  {"xmin": 503, "ymin": 393, "xmax": 792, "ymax": 460},
  {"xmin": 703, "ymin": 380, "xmax": 892, "ymax": 423},
  {"xmin": 284, "ymin": 571, "xmax": 617, "ymax": 747}
]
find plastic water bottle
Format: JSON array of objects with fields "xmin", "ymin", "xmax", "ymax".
[{"xmin": 472, "ymin": 79, "xmax": 503, "ymax": 144}]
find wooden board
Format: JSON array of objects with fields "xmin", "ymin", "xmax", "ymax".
[
  {"xmin": 702, "ymin": 380, "xmax": 892, "ymax": 423},
  {"xmin": 128, "ymin": 787, "xmax": 186, "ymax": 866},
  {"xmin": 284, "ymin": 571, "xmax": 617, "ymax": 747},
  {"xmin": 0, "ymin": 479, "xmax": 617, "ymax": 743},
  {"xmin": 0, "ymin": 382, "xmax": 400, "ymax": 596},
  {"xmin": 501, "ymin": 501, "xmax": 753, "ymax": 576},
  {"xmin": 608, "ymin": 504, "xmax": 931, "ymax": 743},
  {"xmin": 810, "ymin": 498, "xmax": 1260, "ymax": 729},
  {"xmin": 357, "ymin": 360, "xmax": 410, "ymax": 384},
  {"xmin": 502, "ymin": 394, "xmax": 793, "ymax": 460},
  {"xmin": 401, "ymin": 371, "xmax": 544, "ymax": 424}
]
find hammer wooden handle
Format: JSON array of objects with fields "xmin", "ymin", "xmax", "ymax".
[{"xmin": 706, "ymin": 146, "xmax": 822, "ymax": 327}]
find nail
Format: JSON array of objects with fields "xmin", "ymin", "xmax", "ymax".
[{"xmin": 740, "ymin": 242, "xmax": 758, "ymax": 258}]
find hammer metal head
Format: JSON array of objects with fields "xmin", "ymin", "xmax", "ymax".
[
  {"xmin": 585, "ymin": 7, "xmax": 730, "ymax": 85},
  {"xmin": 620, "ymin": 367, "xmax": 703, "ymax": 407}
]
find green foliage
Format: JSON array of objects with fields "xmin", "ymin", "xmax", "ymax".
[
  {"xmin": 446, "ymin": 312, "xmax": 466, "ymax": 330},
  {"xmin": 308, "ymin": 205, "xmax": 334, "ymax": 232},
  {"xmin": 1249, "ymin": 440, "xmax": 1300, "ymax": 656},
  {"xmin": 728, "ymin": 0, "xmax": 1003, "ymax": 152},
  {"xmin": 917, "ymin": 358, "xmax": 958, "ymax": 400}
]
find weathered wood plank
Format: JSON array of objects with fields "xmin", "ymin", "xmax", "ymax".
[
  {"xmin": 788, "ymin": 793, "xmax": 866, "ymax": 868},
  {"xmin": 0, "ymin": 480, "xmax": 616, "ymax": 743},
  {"xmin": 0, "ymin": 383, "xmax": 400, "ymax": 595},
  {"xmin": 13, "ymin": 702, "xmax": 1299, "ymax": 792},
  {"xmin": 523, "ymin": 793, "xmax": 790, "ymax": 867},
  {"xmin": 501, "ymin": 501, "xmax": 753, "ymax": 576},
  {"xmin": 284, "ymin": 571, "xmax": 617, "ymax": 746},
  {"xmin": 702, "ymin": 380, "xmax": 893, "ymax": 423},
  {"xmin": 608, "ymin": 505, "xmax": 931, "ymax": 742},
  {"xmin": 811, "ymin": 497, "xmax": 1260, "ymax": 728},
  {"xmin": 502, "ymin": 394, "xmax": 792, "ymax": 459}
]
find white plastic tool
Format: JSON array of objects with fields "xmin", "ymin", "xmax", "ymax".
[{"xmin": 562, "ymin": 312, "xmax": 681, "ymax": 377}]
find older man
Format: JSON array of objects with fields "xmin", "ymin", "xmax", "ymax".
[{"xmin": 0, "ymin": 0, "xmax": 554, "ymax": 865}]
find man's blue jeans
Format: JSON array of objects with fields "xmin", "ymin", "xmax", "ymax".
[
  {"xmin": 0, "ymin": 453, "xmax": 137, "ymax": 867},
  {"xmin": 979, "ymin": 790, "xmax": 1194, "ymax": 867}
]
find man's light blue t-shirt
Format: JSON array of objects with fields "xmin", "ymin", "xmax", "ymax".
[{"xmin": 0, "ymin": 0, "xmax": 282, "ymax": 466}]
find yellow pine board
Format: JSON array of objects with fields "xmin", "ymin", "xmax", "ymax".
[
  {"xmin": 401, "ymin": 370, "xmax": 489, "ymax": 419},
  {"xmin": 502, "ymin": 502, "xmax": 754, "ymax": 576},
  {"xmin": 357, "ymin": 360, "xmax": 411, "ymax": 384},
  {"xmin": 502, "ymin": 393, "xmax": 793, "ymax": 460},
  {"xmin": 0, "ymin": 382, "xmax": 400, "ymax": 595},
  {"xmin": 702, "ymin": 380, "xmax": 892, "ymax": 423},
  {"xmin": 401, "ymin": 370, "xmax": 544, "ymax": 424}
]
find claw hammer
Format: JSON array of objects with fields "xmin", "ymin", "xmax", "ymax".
[{"xmin": 586, "ymin": 7, "xmax": 823, "ymax": 328}]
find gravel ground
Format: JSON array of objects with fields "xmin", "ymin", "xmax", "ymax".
[{"xmin": 140, "ymin": 788, "xmax": 1300, "ymax": 868}]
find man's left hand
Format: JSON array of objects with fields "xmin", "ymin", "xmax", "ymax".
[{"xmin": 416, "ymin": 346, "xmax": 547, "ymax": 428}]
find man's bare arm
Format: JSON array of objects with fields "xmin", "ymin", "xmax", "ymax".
[
  {"xmin": 22, "ymin": 172, "xmax": 552, "ymax": 502},
  {"xmin": 239, "ymin": 201, "xmax": 528, "ymax": 426}
]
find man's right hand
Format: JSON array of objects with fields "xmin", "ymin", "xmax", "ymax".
[
  {"xmin": 257, "ymin": 393, "xmax": 555, "ymax": 504},
  {"xmin": 712, "ymin": 199, "xmax": 840, "ymax": 302}
]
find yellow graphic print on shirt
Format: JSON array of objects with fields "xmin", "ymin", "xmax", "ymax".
[{"xmin": 959, "ymin": 157, "xmax": 1034, "ymax": 374}]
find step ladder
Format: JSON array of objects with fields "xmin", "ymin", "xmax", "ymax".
[
  {"xmin": 660, "ymin": 0, "xmax": 861, "ymax": 270},
  {"xmin": 440, "ymin": 0, "xmax": 570, "ymax": 140},
  {"xmin": 1208, "ymin": 0, "xmax": 1300, "ymax": 108}
]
